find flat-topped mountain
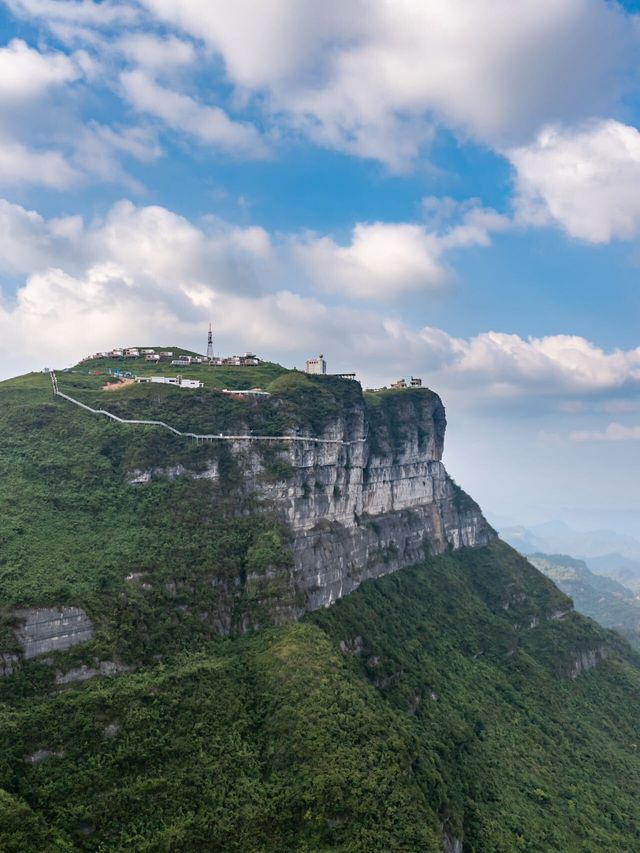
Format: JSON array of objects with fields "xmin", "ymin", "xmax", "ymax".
[
  {"xmin": 1, "ymin": 358, "xmax": 493, "ymax": 645},
  {"xmin": 1, "ymin": 356, "xmax": 640, "ymax": 851}
]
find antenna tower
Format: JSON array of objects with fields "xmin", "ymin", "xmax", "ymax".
[{"xmin": 206, "ymin": 322, "xmax": 214, "ymax": 359}]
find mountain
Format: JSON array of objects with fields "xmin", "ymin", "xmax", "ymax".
[
  {"xmin": 528, "ymin": 553, "xmax": 640, "ymax": 650},
  {"xmin": 500, "ymin": 521, "xmax": 640, "ymax": 591},
  {"xmin": 500, "ymin": 520, "xmax": 640, "ymax": 560},
  {"xmin": 2, "ymin": 356, "xmax": 640, "ymax": 851},
  {"xmin": 586, "ymin": 553, "xmax": 640, "ymax": 593}
]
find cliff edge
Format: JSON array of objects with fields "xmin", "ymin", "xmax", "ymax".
[{"xmin": 233, "ymin": 387, "xmax": 495, "ymax": 615}]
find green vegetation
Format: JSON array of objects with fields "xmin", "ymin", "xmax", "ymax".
[
  {"xmin": 0, "ymin": 364, "xmax": 427, "ymax": 665},
  {"xmin": 2, "ymin": 365, "xmax": 640, "ymax": 849},
  {"xmin": 1, "ymin": 544, "xmax": 640, "ymax": 850},
  {"xmin": 56, "ymin": 358, "xmax": 363, "ymax": 443},
  {"xmin": 79, "ymin": 352, "xmax": 288, "ymax": 392}
]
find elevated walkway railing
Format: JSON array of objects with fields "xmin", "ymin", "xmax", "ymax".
[{"xmin": 49, "ymin": 370, "xmax": 366, "ymax": 447}]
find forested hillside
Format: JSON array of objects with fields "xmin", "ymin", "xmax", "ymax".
[
  {"xmin": 1, "ymin": 363, "xmax": 640, "ymax": 851},
  {"xmin": 2, "ymin": 544, "xmax": 640, "ymax": 851}
]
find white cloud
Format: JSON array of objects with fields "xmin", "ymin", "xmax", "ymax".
[
  {"xmin": 0, "ymin": 197, "xmax": 274, "ymax": 286},
  {"xmin": 138, "ymin": 0, "xmax": 636, "ymax": 168},
  {"xmin": 0, "ymin": 38, "xmax": 82, "ymax": 101},
  {"xmin": 118, "ymin": 33, "xmax": 196, "ymax": 71},
  {"xmin": 570, "ymin": 423, "xmax": 640, "ymax": 441},
  {"xmin": 6, "ymin": 0, "xmax": 639, "ymax": 181},
  {"xmin": 70, "ymin": 123, "xmax": 162, "ymax": 188},
  {"xmin": 510, "ymin": 120, "xmax": 640, "ymax": 242},
  {"xmin": 293, "ymin": 204, "xmax": 509, "ymax": 298},
  {"xmin": 0, "ymin": 141, "xmax": 80, "ymax": 188},
  {"xmin": 0, "ymin": 39, "xmax": 154, "ymax": 191},
  {"xmin": 0, "ymin": 199, "xmax": 62, "ymax": 272},
  {"xmin": 120, "ymin": 69, "xmax": 268, "ymax": 157},
  {"xmin": 294, "ymin": 223, "xmax": 448, "ymax": 298},
  {"xmin": 0, "ymin": 198, "xmax": 282, "ymax": 377},
  {"xmin": 5, "ymin": 0, "xmax": 138, "ymax": 26},
  {"xmin": 447, "ymin": 332, "xmax": 640, "ymax": 395}
]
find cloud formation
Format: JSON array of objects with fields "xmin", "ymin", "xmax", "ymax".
[
  {"xmin": 293, "ymin": 203, "xmax": 509, "ymax": 298},
  {"xmin": 120, "ymin": 69, "xmax": 268, "ymax": 157},
  {"xmin": 0, "ymin": 38, "xmax": 82, "ymax": 100},
  {"xmin": 137, "ymin": 0, "xmax": 635, "ymax": 167},
  {"xmin": 570, "ymin": 423, "xmax": 640, "ymax": 441},
  {"xmin": 7, "ymin": 0, "xmax": 637, "ymax": 174},
  {"xmin": 510, "ymin": 120, "xmax": 640, "ymax": 242}
]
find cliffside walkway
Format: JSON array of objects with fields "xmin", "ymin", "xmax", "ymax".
[{"xmin": 49, "ymin": 370, "xmax": 366, "ymax": 447}]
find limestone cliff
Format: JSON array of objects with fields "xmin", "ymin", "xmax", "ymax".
[{"xmin": 207, "ymin": 388, "xmax": 496, "ymax": 623}]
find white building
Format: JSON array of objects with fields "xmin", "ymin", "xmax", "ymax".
[
  {"xmin": 136, "ymin": 376, "xmax": 203, "ymax": 389},
  {"xmin": 306, "ymin": 354, "xmax": 327, "ymax": 375}
]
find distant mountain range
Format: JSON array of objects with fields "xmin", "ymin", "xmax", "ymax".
[
  {"xmin": 528, "ymin": 553, "xmax": 640, "ymax": 650},
  {"xmin": 499, "ymin": 520, "xmax": 640, "ymax": 591}
]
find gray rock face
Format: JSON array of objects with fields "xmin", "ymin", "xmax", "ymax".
[
  {"xmin": 567, "ymin": 646, "xmax": 608, "ymax": 679},
  {"xmin": 222, "ymin": 389, "xmax": 495, "ymax": 618},
  {"xmin": 0, "ymin": 652, "xmax": 19, "ymax": 677},
  {"xmin": 14, "ymin": 607, "xmax": 94, "ymax": 659},
  {"xmin": 26, "ymin": 748, "xmax": 65, "ymax": 765},
  {"xmin": 54, "ymin": 660, "xmax": 131, "ymax": 685},
  {"xmin": 442, "ymin": 830, "xmax": 464, "ymax": 853}
]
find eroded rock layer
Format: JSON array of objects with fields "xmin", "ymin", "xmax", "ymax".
[{"xmin": 230, "ymin": 389, "xmax": 496, "ymax": 616}]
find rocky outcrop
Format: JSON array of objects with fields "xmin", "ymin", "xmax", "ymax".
[
  {"xmin": 125, "ymin": 390, "xmax": 494, "ymax": 627},
  {"xmin": 567, "ymin": 646, "xmax": 608, "ymax": 679},
  {"xmin": 14, "ymin": 607, "xmax": 94, "ymax": 659},
  {"xmin": 0, "ymin": 652, "xmax": 19, "ymax": 677},
  {"xmin": 230, "ymin": 390, "xmax": 495, "ymax": 616},
  {"xmin": 25, "ymin": 748, "xmax": 65, "ymax": 765},
  {"xmin": 54, "ymin": 660, "xmax": 132, "ymax": 685},
  {"xmin": 442, "ymin": 830, "xmax": 464, "ymax": 853}
]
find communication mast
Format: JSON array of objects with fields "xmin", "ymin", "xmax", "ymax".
[{"xmin": 206, "ymin": 323, "xmax": 214, "ymax": 359}]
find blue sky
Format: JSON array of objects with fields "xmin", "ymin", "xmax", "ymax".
[{"xmin": 0, "ymin": 0, "xmax": 639, "ymax": 535}]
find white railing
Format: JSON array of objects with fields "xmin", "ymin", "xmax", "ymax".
[{"xmin": 49, "ymin": 370, "xmax": 366, "ymax": 447}]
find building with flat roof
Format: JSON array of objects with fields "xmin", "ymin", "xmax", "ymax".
[
  {"xmin": 135, "ymin": 376, "xmax": 203, "ymax": 389},
  {"xmin": 306, "ymin": 354, "xmax": 327, "ymax": 375}
]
